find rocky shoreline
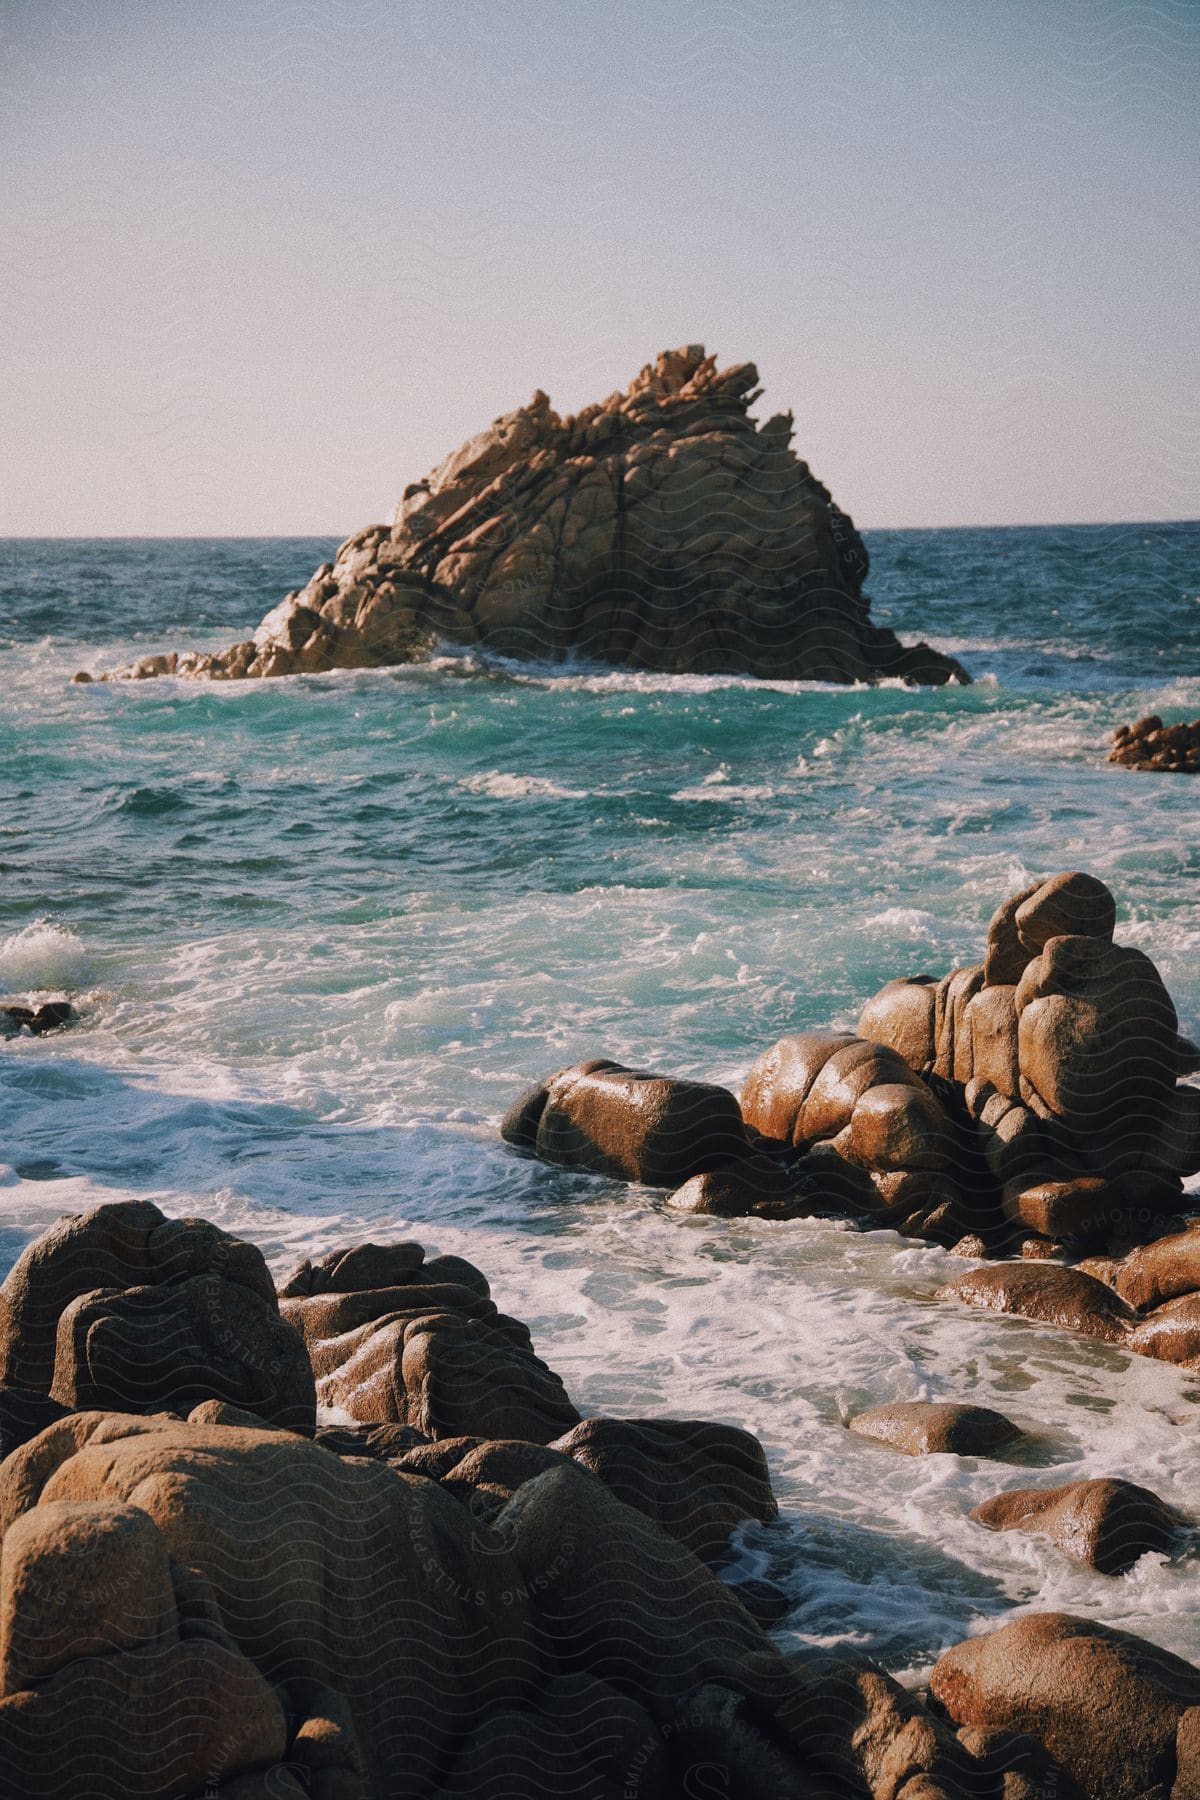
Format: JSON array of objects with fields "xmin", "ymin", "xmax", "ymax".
[
  {"xmin": 1, "ymin": 1193, "xmax": 1199, "ymax": 1799},
  {"xmin": 2, "ymin": 867, "xmax": 1200, "ymax": 1795},
  {"xmin": 79, "ymin": 348, "xmax": 968, "ymax": 691}
]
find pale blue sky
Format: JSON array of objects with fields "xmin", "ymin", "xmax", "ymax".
[{"xmin": 2, "ymin": 0, "xmax": 1197, "ymax": 533}]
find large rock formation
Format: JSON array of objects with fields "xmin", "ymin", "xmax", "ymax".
[{"xmin": 89, "ymin": 348, "xmax": 968, "ymax": 687}]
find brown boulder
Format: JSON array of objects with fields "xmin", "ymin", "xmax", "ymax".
[
  {"xmin": 983, "ymin": 873, "xmax": 1115, "ymax": 988},
  {"xmin": 0, "ymin": 1199, "xmax": 275, "ymax": 1393},
  {"xmin": 784, "ymin": 1648, "xmax": 973, "ymax": 1800},
  {"xmin": 49, "ymin": 1273, "xmax": 316, "ymax": 1433},
  {"xmin": 1130, "ymin": 1292, "xmax": 1200, "ymax": 1366},
  {"xmin": 548, "ymin": 1416, "xmax": 778, "ymax": 1563},
  {"xmin": 0, "ymin": 1495, "xmax": 289, "ymax": 1799},
  {"xmin": 929, "ymin": 1611, "xmax": 1200, "ymax": 1800},
  {"xmin": 856, "ymin": 978, "xmax": 937, "ymax": 1074},
  {"xmin": 847, "ymin": 1400, "xmax": 1021, "ymax": 1457},
  {"xmin": 1107, "ymin": 1224, "xmax": 1200, "ymax": 1311},
  {"xmin": 666, "ymin": 1145, "xmax": 876, "ymax": 1221},
  {"xmin": 971, "ymin": 1477, "xmax": 1181, "ymax": 1574},
  {"xmin": 741, "ymin": 1034, "xmax": 951, "ymax": 1176},
  {"xmin": 0, "ymin": 1411, "xmax": 541, "ymax": 1797},
  {"xmin": 283, "ymin": 1276, "xmax": 580, "ymax": 1441},
  {"xmin": 502, "ymin": 1058, "xmax": 750, "ymax": 1186},
  {"xmin": 937, "ymin": 1261, "xmax": 1136, "ymax": 1344},
  {"xmin": 95, "ymin": 348, "xmax": 968, "ymax": 688},
  {"xmin": 1014, "ymin": 934, "xmax": 1179, "ymax": 1176}
]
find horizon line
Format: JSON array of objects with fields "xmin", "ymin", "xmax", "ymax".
[{"xmin": 3, "ymin": 517, "xmax": 1198, "ymax": 542}]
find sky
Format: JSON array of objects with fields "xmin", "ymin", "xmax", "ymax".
[{"xmin": 1, "ymin": 0, "xmax": 1197, "ymax": 534}]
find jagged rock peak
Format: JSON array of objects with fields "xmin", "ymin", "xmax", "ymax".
[{"xmin": 87, "ymin": 346, "xmax": 969, "ymax": 688}]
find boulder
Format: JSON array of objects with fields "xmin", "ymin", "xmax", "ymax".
[
  {"xmin": 1111, "ymin": 714, "xmax": 1200, "ymax": 773},
  {"xmin": 95, "ymin": 348, "xmax": 969, "ymax": 688},
  {"xmin": 0, "ymin": 1495, "xmax": 290, "ymax": 1799},
  {"xmin": 502, "ymin": 1058, "xmax": 750, "ymax": 1186},
  {"xmin": 929, "ymin": 1612, "xmax": 1200, "ymax": 1800},
  {"xmin": 740, "ymin": 1034, "xmax": 952, "ymax": 1170},
  {"xmin": 983, "ymin": 873, "xmax": 1115, "ymax": 988},
  {"xmin": 937, "ymin": 1262, "xmax": 1136, "ymax": 1344},
  {"xmin": 1014, "ymin": 935, "xmax": 1180, "ymax": 1177},
  {"xmin": 970, "ymin": 1477, "xmax": 1181, "ymax": 1575},
  {"xmin": 492, "ymin": 1461, "xmax": 792, "ymax": 1722},
  {"xmin": 548, "ymin": 1416, "xmax": 778, "ymax": 1563},
  {"xmin": 282, "ymin": 1279, "xmax": 580, "ymax": 1442},
  {"xmin": 847, "ymin": 1400, "xmax": 1021, "ymax": 1458},
  {"xmin": 856, "ymin": 978, "xmax": 937, "ymax": 1074},
  {"xmin": 50, "ymin": 1274, "xmax": 316, "ymax": 1433},
  {"xmin": 666, "ymin": 1145, "xmax": 876, "ymax": 1221},
  {"xmin": 1129, "ymin": 1292, "xmax": 1200, "ymax": 1366},
  {"xmin": 0, "ymin": 1411, "xmax": 542, "ymax": 1797},
  {"xmin": 783, "ymin": 1648, "xmax": 974, "ymax": 1800},
  {"xmin": 0, "ymin": 1199, "xmax": 276, "ymax": 1393},
  {"xmin": 1101, "ymin": 1223, "xmax": 1200, "ymax": 1313}
]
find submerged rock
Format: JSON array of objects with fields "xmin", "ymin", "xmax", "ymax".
[
  {"xmin": 847, "ymin": 1399, "xmax": 1022, "ymax": 1458},
  {"xmin": 93, "ymin": 347, "xmax": 969, "ymax": 688}
]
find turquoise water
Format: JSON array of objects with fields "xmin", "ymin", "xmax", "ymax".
[{"xmin": 2, "ymin": 523, "xmax": 1200, "ymax": 1677}]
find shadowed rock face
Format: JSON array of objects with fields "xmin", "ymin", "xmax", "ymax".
[{"xmin": 90, "ymin": 347, "xmax": 969, "ymax": 688}]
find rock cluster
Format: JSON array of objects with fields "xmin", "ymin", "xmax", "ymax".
[
  {"xmin": 1111, "ymin": 714, "xmax": 1200, "ymax": 772},
  {"xmin": 1, "ymin": 1199, "xmax": 1195, "ymax": 1797},
  {"xmin": 503, "ymin": 871, "xmax": 1200, "ymax": 1379},
  {"xmin": 88, "ymin": 348, "xmax": 968, "ymax": 688},
  {"xmin": 0, "ymin": 1198, "xmax": 1048, "ymax": 1800}
]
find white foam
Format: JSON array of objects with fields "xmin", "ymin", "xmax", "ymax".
[
  {"xmin": 0, "ymin": 920, "xmax": 94, "ymax": 994},
  {"xmin": 459, "ymin": 770, "xmax": 588, "ymax": 799}
]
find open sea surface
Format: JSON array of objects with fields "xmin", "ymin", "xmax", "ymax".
[{"xmin": 2, "ymin": 521, "xmax": 1199, "ymax": 1680}]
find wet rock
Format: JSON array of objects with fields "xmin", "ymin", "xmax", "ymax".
[
  {"xmin": 847, "ymin": 1399, "xmax": 1022, "ymax": 1457},
  {"xmin": 50, "ymin": 1274, "xmax": 317, "ymax": 1432},
  {"xmin": 929, "ymin": 1611, "xmax": 1200, "ymax": 1800},
  {"xmin": 856, "ymin": 977, "xmax": 938, "ymax": 1074},
  {"xmin": 1103, "ymin": 1222, "xmax": 1200, "ymax": 1312},
  {"xmin": 971, "ymin": 1477, "xmax": 1181, "ymax": 1574},
  {"xmin": 502, "ymin": 1058, "xmax": 750, "ymax": 1186},
  {"xmin": 937, "ymin": 1260, "xmax": 1137, "ymax": 1344},
  {"xmin": 983, "ymin": 873, "xmax": 1115, "ymax": 989},
  {"xmin": 1111, "ymin": 714, "xmax": 1200, "ymax": 773},
  {"xmin": 277, "ymin": 1239, "xmax": 489, "ymax": 1300},
  {"xmin": 1129, "ymin": 1292, "xmax": 1200, "ymax": 1366},
  {"xmin": 0, "ymin": 1000, "xmax": 75, "ymax": 1037},
  {"xmin": 96, "ymin": 348, "xmax": 968, "ymax": 688},
  {"xmin": 740, "ymin": 1033, "xmax": 955, "ymax": 1205},
  {"xmin": 0, "ymin": 1199, "xmax": 276, "ymax": 1394},
  {"xmin": 666, "ymin": 1145, "xmax": 875, "ymax": 1221},
  {"xmin": 493, "ymin": 1460, "xmax": 789, "ymax": 1718}
]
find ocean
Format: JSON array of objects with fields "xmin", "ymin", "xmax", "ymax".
[{"xmin": 2, "ymin": 521, "xmax": 1199, "ymax": 1680}]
